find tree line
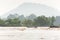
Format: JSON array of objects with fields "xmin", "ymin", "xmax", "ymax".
[{"xmin": 0, "ymin": 14, "xmax": 55, "ymax": 27}]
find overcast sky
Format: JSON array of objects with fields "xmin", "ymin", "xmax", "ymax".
[{"xmin": 0, "ymin": 0, "xmax": 60, "ymax": 17}]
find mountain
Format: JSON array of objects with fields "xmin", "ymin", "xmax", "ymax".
[{"xmin": 5, "ymin": 3, "xmax": 60, "ymax": 18}]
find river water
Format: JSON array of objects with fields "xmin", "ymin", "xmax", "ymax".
[{"xmin": 0, "ymin": 27, "xmax": 60, "ymax": 40}]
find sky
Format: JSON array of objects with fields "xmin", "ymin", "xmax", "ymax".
[{"xmin": 0, "ymin": 0, "xmax": 60, "ymax": 17}]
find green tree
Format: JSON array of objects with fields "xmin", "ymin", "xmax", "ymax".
[
  {"xmin": 6, "ymin": 18, "xmax": 21, "ymax": 26},
  {"xmin": 22, "ymin": 19, "xmax": 33, "ymax": 27},
  {"xmin": 50, "ymin": 16, "xmax": 55, "ymax": 26},
  {"xmin": 34, "ymin": 16, "xmax": 50, "ymax": 26},
  {"xmin": 0, "ymin": 19, "xmax": 5, "ymax": 26}
]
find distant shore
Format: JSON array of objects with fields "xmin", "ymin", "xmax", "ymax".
[{"xmin": 0, "ymin": 27, "xmax": 60, "ymax": 31}]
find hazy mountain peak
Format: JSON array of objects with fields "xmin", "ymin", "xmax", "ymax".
[{"xmin": 4, "ymin": 3, "xmax": 60, "ymax": 18}]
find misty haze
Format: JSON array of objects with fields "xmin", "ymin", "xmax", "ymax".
[{"xmin": 0, "ymin": 0, "xmax": 60, "ymax": 40}]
